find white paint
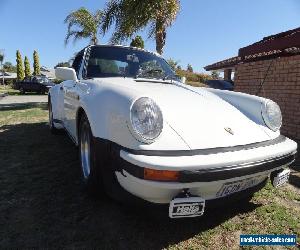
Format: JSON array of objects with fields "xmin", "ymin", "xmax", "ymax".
[{"xmin": 49, "ymin": 45, "xmax": 298, "ymax": 205}]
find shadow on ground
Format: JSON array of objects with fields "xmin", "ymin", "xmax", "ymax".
[{"xmin": 0, "ymin": 122, "xmax": 276, "ymax": 249}]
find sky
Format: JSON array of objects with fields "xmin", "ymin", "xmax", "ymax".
[{"xmin": 1, "ymin": 0, "xmax": 300, "ymax": 73}]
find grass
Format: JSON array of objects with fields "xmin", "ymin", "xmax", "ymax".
[
  {"xmin": 0, "ymin": 85, "xmax": 20, "ymax": 95},
  {"xmin": 0, "ymin": 103, "xmax": 299, "ymax": 249},
  {"xmin": 0, "ymin": 85, "xmax": 45, "ymax": 96}
]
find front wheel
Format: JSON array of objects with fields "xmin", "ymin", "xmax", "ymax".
[
  {"xmin": 78, "ymin": 113, "xmax": 102, "ymax": 194},
  {"xmin": 78, "ymin": 113, "xmax": 142, "ymax": 203},
  {"xmin": 19, "ymin": 87, "xmax": 25, "ymax": 94}
]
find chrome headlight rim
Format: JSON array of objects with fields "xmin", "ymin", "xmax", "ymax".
[
  {"xmin": 129, "ymin": 97, "xmax": 163, "ymax": 143},
  {"xmin": 261, "ymin": 99, "xmax": 282, "ymax": 132}
]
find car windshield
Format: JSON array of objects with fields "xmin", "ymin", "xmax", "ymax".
[{"xmin": 85, "ymin": 46, "xmax": 176, "ymax": 80}]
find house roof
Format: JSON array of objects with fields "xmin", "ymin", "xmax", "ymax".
[
  {"xmin": 40, "ymin": 66, "xmax": 55, "ymax": 79},
  {"xmin": 204, "ymin": 27, "xmax": 300, "ymax": 71},
  {"xmin": 0, "ymin": 72, "xmax": 17, "ymax": 79}
]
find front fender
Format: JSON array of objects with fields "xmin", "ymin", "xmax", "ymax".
[{"xmin": 79, "ymin": 84, "xmax": 189, "ymax": 151}]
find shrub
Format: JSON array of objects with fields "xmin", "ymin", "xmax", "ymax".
[{"xmin": 176, "ymin": 69, "xmax": 212, "ymax": 85}]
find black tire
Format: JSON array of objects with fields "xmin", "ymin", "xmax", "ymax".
[
  {"xmin": 20, "ymin": 87, "xmax": 25, "ymax": 94},
  {"xmin": 78, "ymin": 113, "xmax": 102, "ymax": 195},
  {"xmin": 48, "ymin": 98, "xmax": 60, "ymax": 134},
  {"xmin": 78, "ymin": 113, "xmax": 147, "ymax": 205}
]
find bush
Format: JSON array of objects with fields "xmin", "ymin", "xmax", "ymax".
[
  {"xmin": 52, "ymin": 79, "xmax": 63, "ymax": 84},
  {"xmin": 176, "ymin": 69, "xmax": 212, "ymax": 85}
]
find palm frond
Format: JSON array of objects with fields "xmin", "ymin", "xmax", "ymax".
[
  {"xmin": 64, "ymin": 7, "xmax": 103, "ymax": 46},
  {"xmin": 103, "ymin": 0, "xmax": 180, "ymax": 46}
]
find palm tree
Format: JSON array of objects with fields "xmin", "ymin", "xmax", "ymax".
[
  {"xmin": 102, "ymin": 0, "xmax": 180, "ymax": 54},
  {"xmin": 64, "ymin": 7, "xmax": 104, "ymax": 46}
]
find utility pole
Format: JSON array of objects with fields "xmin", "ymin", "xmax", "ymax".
[{"xmin": 0, "ymin": 50, "xmax": 4, "ymax": 85}]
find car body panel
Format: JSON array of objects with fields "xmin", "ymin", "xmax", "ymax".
[
  {"xmin": 49, "ymin": 45, "xmax": 297, "ymax": 208},
  {"xmin": 50, "ymin": 77, "xmax": 272, "ymax": 150}
]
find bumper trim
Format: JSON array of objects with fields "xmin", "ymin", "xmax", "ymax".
[
  {"xmin": 120, "ymin": 152, "xmax": 296, "ymax": 183},
  {"xmin": 179, "ymin": 153, "xmax": 295, "ymax": 182},
  {"xmin": 122, "ymin": 135, "xmax": 286, "ymax": 157}
]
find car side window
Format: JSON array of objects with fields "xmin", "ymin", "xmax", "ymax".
[{"xmin": 72, "ymin": 51, "xmax": 84, "ymax": 78}]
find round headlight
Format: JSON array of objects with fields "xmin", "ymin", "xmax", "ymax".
[
  {"xmin": 130, "ymin": 97, "xmax": 163, "ymax": 142},
  {"xmin": 262, "ymin": 100, "xmax": 282, "ymax": 131}
]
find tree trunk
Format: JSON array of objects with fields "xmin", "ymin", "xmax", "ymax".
[
  {"xmin": 92, "ymin": 33, "xmax": 98, "ymax": 45},
  {"xmin": 155, "ymin": 21, "xmax": 166, "ymax": 55}
]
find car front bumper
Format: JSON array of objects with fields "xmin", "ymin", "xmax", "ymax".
[{"xmin": 111, "ymin": 136, "xmax": 297, "ymax": 204}]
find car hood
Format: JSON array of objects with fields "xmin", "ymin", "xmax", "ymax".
[{"xmin": 94, "ymin": 78, "xmax": 271, "ymax": 149}]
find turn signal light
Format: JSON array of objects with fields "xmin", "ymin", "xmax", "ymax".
[{"xmin": 144, "ymin": 168, "xmax": 179, "ymax": 181}]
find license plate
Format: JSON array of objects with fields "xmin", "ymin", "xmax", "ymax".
[
  {"xmin": 169, "ymin": 197, "xmax": 205, "ymax": 218},
  {"xmin": 216, "ymin": 177, "xmax": 262, "ymax": 198},
  {"xmin": 272, "ymin": 169, "xmax": 290, "ymax": 188}
]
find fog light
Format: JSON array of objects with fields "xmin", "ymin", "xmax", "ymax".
[
  {"xmin": 144, "ymin": 168, "xmax": 179, "ymax": 181},
  {"xmin": 270, "ymin": 169, "xmax": 290, "ymax": 188}
]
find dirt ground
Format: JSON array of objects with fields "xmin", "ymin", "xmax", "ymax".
[{"xmin": 0, "ymin": 102, "xmax": 299, "ymax": 249}]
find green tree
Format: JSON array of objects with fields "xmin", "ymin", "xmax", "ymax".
[
  {"xmin": 187, "ymin": 63, "xmax": 193, "ymax": 72},
  {"xmin": 16, "ymin": 50, "xmax": 25, "ymax": 81},
  {"xmin": 102, "ymin": 0, "xmax": 180, "ymax": 54},
  {"xmin": 211, "ymin": 70, "xmax": 220, "ymax": 80},
  {"xmin": 33, "ymin": 50, "xmax": 40, "ymax": 75},
  {"xmin": 55, "ymin": 62, "xmax": 71, "ymax": 68},
  {"xmin": 64, "ymin": 7, "xmax": 104, "ymax": 45},
  {"xmin": 167, "ymin": 58, "xmax": 179, "ymax": 71},
  {"xmin": 0, "ymin": 53, "xmax": 4, "ymax": 68},
  {"xmin": 130, "ymin": 35, "xmax": 145, "ymax": 49},
  {"xmin": 3, "ymin": 62, "xmax": 17, "ymax": 72},
  {"xmin": 24, "ymin": 56, "xmax": 31, "ymax": 77}
]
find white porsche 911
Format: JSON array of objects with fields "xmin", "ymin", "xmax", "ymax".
[{"xmin": 49, "ymin": 45, "xmax": 297, "ymax": 218}]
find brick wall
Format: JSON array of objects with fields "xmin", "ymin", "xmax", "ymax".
[{"xmin": 234, "ymin": 55, "xmax": 300, "ymax": 140}]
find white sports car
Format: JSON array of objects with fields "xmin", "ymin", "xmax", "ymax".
[{"xmin": 49, "ymin": 45, "xmax": 297, "ymax": 218}]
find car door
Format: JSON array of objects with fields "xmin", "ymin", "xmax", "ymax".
[{"xmin": 63, "ymin": 51, "xmax": 84, "ymax": 141}]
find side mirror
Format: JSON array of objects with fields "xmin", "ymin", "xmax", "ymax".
[
  {"xmin": 181, "ymin": 76, "xmax": 186, "ymax": 84},
  {"xmin": 55, "ymin": 67, "xmax": 78, "ymax": 82}
]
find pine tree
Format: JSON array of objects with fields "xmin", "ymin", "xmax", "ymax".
[
  {"xmin": 33, "ymin": 50, "xmax": 40, "ymax": 75},
  {"xmin": 24, "ymin": 56, "xmax": 31, "ymax": 77},
  {"xmin": 16, "ymin": 50, "xmax": 25, "ymax": 81}
]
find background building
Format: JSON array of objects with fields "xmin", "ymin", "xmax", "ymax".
[{"xmin": 205, "ymin": 27, "xmax": 300, "ymax": 140}]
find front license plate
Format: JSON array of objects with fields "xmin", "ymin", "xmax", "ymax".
[
  {"xmin": 169, "ymin": 197, "xmax": 205, "ymax": 218},
  {"xmin": 216, "ymin": 177, "xmax": 262, "ymax": 198}
]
